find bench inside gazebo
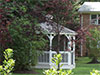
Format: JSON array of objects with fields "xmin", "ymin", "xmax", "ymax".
[{"xmin": 35, "ymin": 20, "xmax": 77, "ymax": 69}]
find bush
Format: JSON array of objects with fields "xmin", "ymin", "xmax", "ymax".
[
  {"xmin": 90, "ymin": 69, "xmax": 100, "ymax": 75},
  {"xmin": 86, "ymin": 28, "xmax": 100, "ymax": 63},
  {"xmin": 0, "ymin": 48, "xmax": 15, "ymax": 75},
  {"xmin": 43, "ymin": 54, "xmax": 73, "ymax": 75},
  {"xmin": 8, "ymin": 17, "xmax": 47, "ymax": 70}
]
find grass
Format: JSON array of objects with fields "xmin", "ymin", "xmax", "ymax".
[
  {"xmin": 13, "ymin": 57, "xmax": 100, "ymax": 75},
  {"xmin": 73, "ymin": 57, "xmax": 100, "ymax": 75}
]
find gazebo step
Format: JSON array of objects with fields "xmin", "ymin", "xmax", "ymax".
[
  {"xmin": 34, "ymin": 63, "xmax": 75, "ymax": 69},
  {"xmin": 34, "ymin": 63, "xmax": 50, "ymax": 69}
]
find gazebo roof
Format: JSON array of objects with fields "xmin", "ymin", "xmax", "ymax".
[
  {"xmin": 40, "ymin": 21, "xmax": 77, "ymax": 35},
  {"xmin": 78, "ymin": 2, "xmax": 100, "ymax": 13}
]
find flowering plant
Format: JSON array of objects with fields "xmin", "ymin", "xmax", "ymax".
[{"xmin": 0, "ymin": 48, "xmax": 15, "ymax": 75}]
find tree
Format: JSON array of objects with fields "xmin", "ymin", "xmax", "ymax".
[
  {"xmin": 0, "ymin": 0, "xmax": 13, "ymax": 64},
  {"xmin": 42, "ymin": 0, "xmax": 78, "ymax": 70},
  {"xmin": 0, "ymin": 0, "xmax": 79, "ymax": 70},
  {"xmin": 43, "ymin": 0, "xmax": 77, "ymax": 53},
  {"xmin": 86, "ymin": 27, "xmax": 100, "ymax": 63},
  {"xmin": 0, "ymin": 0, "xmax": 47, "ymax": 70}
]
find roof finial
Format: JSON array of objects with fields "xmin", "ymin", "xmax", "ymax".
[{"xmin": 46, "ymin": 14, "xmax": 53, "ymax": 21}]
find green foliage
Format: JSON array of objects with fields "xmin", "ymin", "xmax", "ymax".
[
  {"xmin": 0, "ymin": 48, "xmax": 15, "ymax": 75},
  {"xmin": 8, "ymin": 17, "xmax": 47, "ymax": 70},
  {"xmin": 0, "ymin": 0, "xmax": 47, "ymax": 70},
  {"xmin": 43, "ymin": 54, "xmax": 73, "ymax": 75},
  {"xmin": 90, "ymin": 69, "xmax": 100, "ymax": 75},
  {"xmin": 44, "ymin": 0, "xmax": 79, "ymax": 30},
  {"xmin": 86, "ymin": 28, "xmax": 100, "ymax": 60},
  {"xmin": 0, "ymin": 0, "xmax": 78, "ymax": 71}
]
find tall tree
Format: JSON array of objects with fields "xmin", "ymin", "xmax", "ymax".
[
  {"xmin": 86, "ymin": 27, "xmax": 100, "ymax": 63},
  {"xmin": 43, "ymin": 0, "xmax": 77, "ymax": 53},
  {"xmin": 0, "ymin": 0, "xmax": 78, "ymax": 70},
  {"xmin": 0, "ymin": 0, "xmax": 47, "ymax": 70},
  {"xmin": 42, "ymin": 0, "xmax": 78, "ymax": 70}
]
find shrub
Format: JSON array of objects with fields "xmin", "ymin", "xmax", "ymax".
[
  {"xmin": 0, "ymin": 48, "xmax": 15, "ymax": 75},
  {"xmin": 86, "ymin": 28, "xmax": 100, "ymax": 63},
  {"xmin": 8, "ymin": 17, "xmax": 47, "ymax": 70},
  {"xmin": 90, "ymin": 69, "xmax": 100, "ymax": 75},
  {"xmin": 43, "ymin": 54, "xmax": 73, "ymax": 75}
]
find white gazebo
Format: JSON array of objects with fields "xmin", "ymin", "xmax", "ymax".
[{"xmin": 35, "ymin": 20, "xmax": 77, "ymax": 69}]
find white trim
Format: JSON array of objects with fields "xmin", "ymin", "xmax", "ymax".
[
  {"xmin": 68, "ymin": 52, "xmax": 71, "ymax": 65},
  {"xmin": 47, "ymin": 34, "xmax": 55, "ymax": 50},
  {"xmin": 36, "ymin": 50, "xmax": 75, "ymax": 69},
  {"xmin": 49, "ymin": 33, "xmax": 77, "ymax": 35},
  {"xmin": 80, "ymin": 14, "xmax": 83, "ymax": 56},
  {"xmin": 73, "ymin": 36, "xmax": 75, "ymax": 51},
  {"xmin": 72, "ymin": 36, "xmax": 75, "ymax": 65},
  {"xmin": 40, "ymin": 22, "xmax": 77, "ymax": 35},
  {"xmin": 81, "ymin": 14, "xmax": 83, "ymax": 27},
  {"xmin": 34, "ymin": 64, "xmax": 75, "ymax": 69},
  {"xmin": 90, "ymin": 14, "xmax": 100, "ymax": 25},
  {"xmin": 97, "ymin": 15, "xmax": 98, "ymax": 25},
  {"xmin": 38, "ymin": 63, "xmax": 49, "ymax": 64},
  {"xmin": 49, "ymin": 50, "xmax": 52, "ymax": 68},
  {"xmin": 90, "ymin": 14, "xmax": 91, "ymax": 25},
  {"xmin": 79, "ymin": 11, "xmax": 100, "ymax": 14},
  {"xmin": 80, "ymin": 39, "xmax": 83, "ymax": 56}
]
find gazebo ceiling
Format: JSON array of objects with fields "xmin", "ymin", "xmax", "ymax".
[{"xmin": 40, "ymin": 21, "xmax": 77, "ymax": 35}]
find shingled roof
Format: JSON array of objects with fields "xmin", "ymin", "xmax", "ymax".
[
  {"xmin": 78, "ymin": 2, "xmax": 100, "ymax": 13},
  {"xmin": 40, "ymin": 21, "xmax": 77, "ymax": 35}
]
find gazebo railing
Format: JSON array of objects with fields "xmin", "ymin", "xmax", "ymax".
[
  {"xmin": 38, "ymin": 51, "xmax": 75, "ymax": 65},
  {"xmin": 38, "ymin": 51, "xmax": 49, "ymax": 63}
]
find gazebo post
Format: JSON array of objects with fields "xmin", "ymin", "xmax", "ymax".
[
  {"xmin": 47, "ymin": 34, "xmax": 55, "ymax": 68},
  {"xmin": 64, "ymin": 37, "xmax": 66, "ymax": 51},
  {"xmin": 73, "ymin": 36, "xmax": 75, "ymax": 65},
  {"xmin": 65, "ymin": 34, "xmax": 72, "ymax": 65}
]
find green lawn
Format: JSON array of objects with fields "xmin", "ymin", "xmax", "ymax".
[
  {"xmin": 13, "ymin": 57, "xmax": 100, "ymax": 75},
  {"xmin": 73, "ymin": 57, "xmax": 100, "ymax": 75}
]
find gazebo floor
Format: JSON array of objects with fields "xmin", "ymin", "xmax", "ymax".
[{"xmin": 34, "ymin": 63, "xmax": 75, "ymax": 69}]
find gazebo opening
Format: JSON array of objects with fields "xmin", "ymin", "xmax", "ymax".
[{"xmin": 52, "ymin": 35, "xmax": 68, "ymax": 51}]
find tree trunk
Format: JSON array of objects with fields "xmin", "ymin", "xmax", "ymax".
[
  {"xmin": 57, "ymin": 33, "xmax": 60, "ymax": 71},
  {"xmin": 88, "ymin": 57, "xmax": 99, "ymax": 64},
  {"xmin": 91, "ymin": 57, "xmax": 99, "ymax": 63},
  {"xmin": 57, "ymin": 34, "xmax": 60, "ymax": 54}
]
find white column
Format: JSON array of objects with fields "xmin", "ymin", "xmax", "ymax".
[
  {"xmin": 64, "ymin": 37, "xmax": 66, "ymax": 51},
  {"xmin": 80, "ymin": 14, "xmax": 83, "ymax": 56},
  {"xmin": 65, "ymin": 35, "xmax": 72, "ymax": 51},
  {"xmin": 47, "ymin": 34, "xmax": 55, "ymax": 68},
  {"xmin": 73, "ymin": 36, "xmax": 75, "ymax": 65},
  {"xmin": 68, "ymin": 52, "xmax": 71, "ymax": 65},
  {"xmin": 47, "ymin": 34, "xmax": 55, "ymax": 50},
  {"xmin": 73, "ymin": 36, "xmax": 75, "ymax": 51},
  {"xmin": 65, "ymin": 34, "xmax": 72, "ymax": 65}
]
